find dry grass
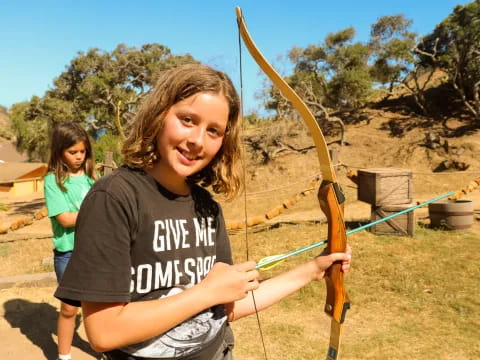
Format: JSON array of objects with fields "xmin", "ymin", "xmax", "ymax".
[
  {"xmin": 229, "ymin": 224, "xmax": 480, "ymax": 359},
  {"xmin": 0, "ymin": 237, "xmax": 53, "ymax": 276},
  {"xmin": 1, "ymin": 222, "xmax": 478, "ymax": 359}
]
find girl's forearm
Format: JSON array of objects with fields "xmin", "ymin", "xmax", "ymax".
[
  {"xmin": 82, "ymin": 284, "xmax": 216, "ymax": 352},
  {"xmin": 230, "ymin": 260, "xmax": 317, "ymax": 320},
  {"xmin": 55, "ymin": 212, "xmax": 78, "ymax": 228},
  {"xmin": 83, "ymin": 261, "xmax": 259, "ymax": 351}
]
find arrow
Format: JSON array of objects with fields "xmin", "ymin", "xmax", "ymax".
[{"xmin": 256, "ymin": 191, "xmax": 456, "ymax": 270}]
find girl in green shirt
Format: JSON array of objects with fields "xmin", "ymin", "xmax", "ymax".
[{"xmin": 44, "ymin": 122, "xmax": 96, "ymax": 360}]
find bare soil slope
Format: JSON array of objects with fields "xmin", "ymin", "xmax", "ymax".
[{"xmin": 221, "ymin": 108, "xmax": 480, "ymax": 226}]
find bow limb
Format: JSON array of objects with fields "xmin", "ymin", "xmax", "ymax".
[
  {"xmin": 236, "ymin": 7, "xmax": 350, "ymax": 359},
  {"xmin": 236, "ymin": 7, "xmax": 334, "ymax": 182}
]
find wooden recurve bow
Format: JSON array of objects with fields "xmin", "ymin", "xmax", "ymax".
[{"xmin": 236, "ymin": 7, "xmax": 350, "ymax": 359}]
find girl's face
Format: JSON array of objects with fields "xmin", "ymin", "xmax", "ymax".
[
  {"xmin": 151, "ymin": 91, "xmax": 229, "ymax": 194},
  {"xmin": 62, "ymin": 141, "xmax": 87, "ymax": 174}
]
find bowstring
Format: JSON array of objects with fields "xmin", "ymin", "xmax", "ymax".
[{"xmin": 237, "ymin": 21, "xmax": 269, "ymax": 360}]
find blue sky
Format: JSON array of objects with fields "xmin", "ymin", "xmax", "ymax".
[{"xmin": 0, "ymin": 0, "xmax": 466, "ymax": 114}]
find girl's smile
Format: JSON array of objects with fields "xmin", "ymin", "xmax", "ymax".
[{"xmin": 149, "ymin": 91, "xmax": 229, "ymax": 194}]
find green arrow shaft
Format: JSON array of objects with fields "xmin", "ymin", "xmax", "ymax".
[{"xmin": 256, "ymin": 191, "xmax": 456, "ymax": 270}]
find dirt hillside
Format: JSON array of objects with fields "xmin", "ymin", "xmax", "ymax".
[{"xmin": 219, "ymin": 107, "xmax": 480, "ymax": 226}]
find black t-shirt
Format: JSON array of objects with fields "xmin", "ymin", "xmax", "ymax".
[{"xmin": 55, "ymin": 166, "xmax": 233, "ymax": 359}]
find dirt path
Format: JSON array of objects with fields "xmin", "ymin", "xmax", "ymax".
[
  {"xmin": 0, "ymin": 193, "xmax": 100, "ymax": 359},
  {"xmin": 0, "ymin": 286, "xmax": 101, "ymax": 360}
]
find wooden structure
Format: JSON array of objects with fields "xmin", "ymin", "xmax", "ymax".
[
  {"xmin": 370, "ymin": 203, "xmax": 415, "ymax": 236},
  {"xmin": 357, "ymin": 168, "xmax": 414, "ymax": 236},
  {"xmin": 103, "ymin": 151, "xmax": 114, "ymax": 176},
  {"xmin": 0, "ymin": 162, "xmax": 47, "ymax": 197},
  {"xmin": 428, "ymin": 200, "xmax": 474, "ymax": 231},
  {"xmin": 357, "ymin": 168, "xmax": 413, "ymax": 206}
]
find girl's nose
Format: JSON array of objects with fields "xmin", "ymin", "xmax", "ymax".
[{"xmin": 187, "ymin": 128, "xmax": 205, "ymax": 149}]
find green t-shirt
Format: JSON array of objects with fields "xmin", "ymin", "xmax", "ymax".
[{"xmin": 44, "ymin": 172, "xmax": 94, "ymax": 252}]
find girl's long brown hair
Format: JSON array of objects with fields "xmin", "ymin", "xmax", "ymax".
[
  {"xmin": 122, "ymin": 64, "xmax": 243, "ymax": 200},
  {"xmin": 47, "ymin": 122, "xmax": 96, "ymax": 192}
]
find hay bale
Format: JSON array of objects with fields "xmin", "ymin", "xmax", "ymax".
[
  {"xmin": 265, "ymin": 205, "xmax": 284, "ymax": 220},
  {"xmin": 247, "ymin": 216, "xmax": 265, "ymax": 227},
  {"xmin": 0, "ymin": 223, "xmax": 10, "ymax": 234},
  {"xmin": 10, "ymin": 218, "xmax": 24, "ymax": 231},
  {"xmin": 35, "ymin": 206, "xmax": 48, "ymax": 220}
]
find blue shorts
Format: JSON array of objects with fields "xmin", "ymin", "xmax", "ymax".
[{"xmin": 53, "ymin": 249, "xmax": 72, "ymax": 283}]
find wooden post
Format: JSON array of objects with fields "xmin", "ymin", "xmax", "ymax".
[
  {"xmin": 104, "ymin": 152, "xmax": 113, "ymax": 176},
  {"xmin": 329, "ymin": 149, "xmax": 338, "ymax": 167}
]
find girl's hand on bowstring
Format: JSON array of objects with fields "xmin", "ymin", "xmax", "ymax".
[
  {"xmin": 200, "ymin": 261, "xmax": 259, "ymax": 305},
  {"xmin": 309, "ymin": 245, "xmax": 352, "ymax": 281}
]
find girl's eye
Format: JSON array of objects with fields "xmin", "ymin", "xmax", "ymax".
[
  {"xmin": 208, "ymin": 127, "xmax": 222, "ymax": 137},
  {"xmin": 181, "ymin": 116, "xmax": 193, "ymax": 124}
]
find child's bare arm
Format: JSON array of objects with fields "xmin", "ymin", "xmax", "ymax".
[
  {"xmin": 82, "ymin": 261, "xmax": 259, "ymax": 352},
  {"xmin": 227, "ymin": 247, "xmax": 352, "ymax": 321},
  {"xmin": 55, "ymin": 212, "xmax": 78, "ymax": 228}
]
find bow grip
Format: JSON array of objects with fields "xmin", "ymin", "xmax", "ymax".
[{"xmin": 318, "ymin": 181, "xmax": 350, "ymax": 323}]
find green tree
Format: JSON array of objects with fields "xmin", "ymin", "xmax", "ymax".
[
  {"xmin": 368, "ymin": 14, "xmax": 440, "ymax": 115},
  {"xmin": 9, "ymin": 43, "xmax": 198, "ymax": 160},
  {"xmin": 419, "ymin": 0, "xmax": 480, "ymax": 122},
  {"xmin": 287, "ymin": 27, "xmax": 372, "ymax": 110},
  {"xmin": 369, "ymin": 15, "xmax": 417, "ymax": 95},
  {"xmin": 264, "ymin": 28, "xmax": 371, "ymax": 143},
  {"xmin": 93, "ymin": 131, "xmax": 123, "ymax": 166},
  {"xmin": 10, "ymin": 96, "xmax": 81, "ymax": 161},
  {"xmin": 9, "ymin": 99, "xmax": 51, "ymax": 161},
  {"xmin": 49, "ymin": 43, "xmax": 197, "ymax": 133}
]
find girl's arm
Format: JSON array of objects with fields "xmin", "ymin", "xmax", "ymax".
[
  {"xmin": 55, "ymin": 212, "xmax": 78, "ymax": 228},
  {"xmin": 82, "ymin": 261, "xmax": 259, "ymax": 352},
  {"xmin": 226, "ymin": 248, "xmax": 352, "ymax": 321}
]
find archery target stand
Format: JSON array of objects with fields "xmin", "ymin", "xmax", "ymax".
[{"xmin": 357, "ymin": 168, "xmax": 415, "ymax": 236}]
